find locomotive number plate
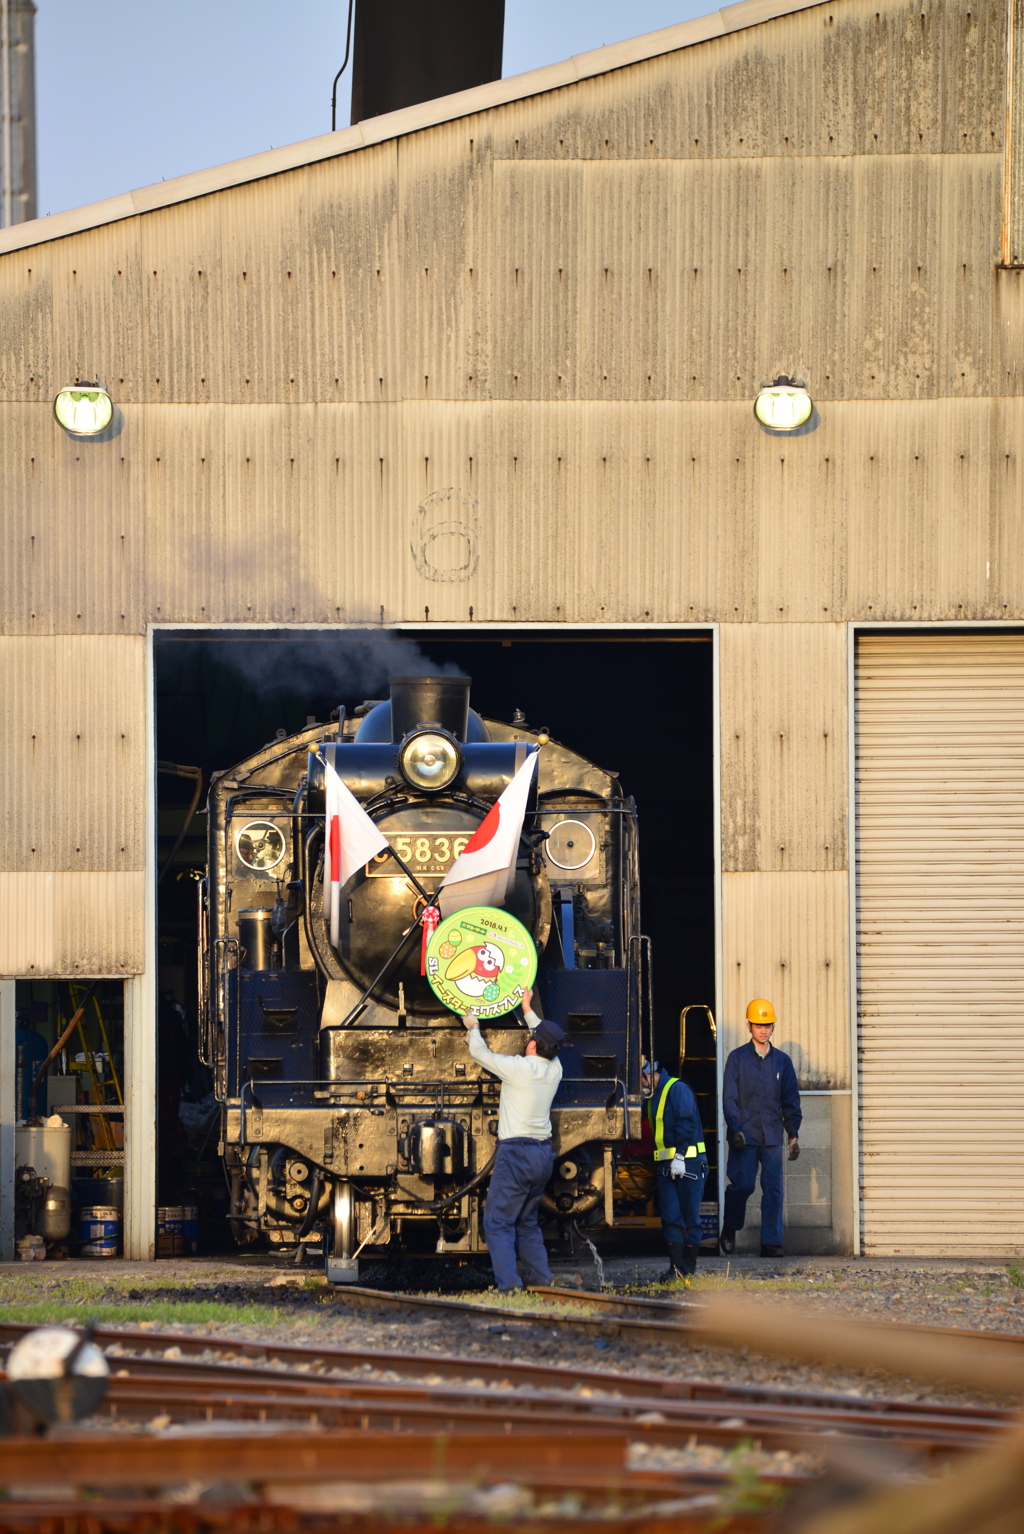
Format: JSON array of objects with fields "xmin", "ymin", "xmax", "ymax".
[{"xmin": 365, "ymin": 833, "xmax": 471, "ymax": 877}]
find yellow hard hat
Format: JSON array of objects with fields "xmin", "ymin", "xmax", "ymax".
[{"xmin": 746, "ymin": 998, "xmax": 776, "ymax": 1025}]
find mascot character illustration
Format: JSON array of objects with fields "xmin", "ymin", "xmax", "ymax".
[{"xmin": 445, "ymin": 941, "xmax": 504, "ymax": 998}]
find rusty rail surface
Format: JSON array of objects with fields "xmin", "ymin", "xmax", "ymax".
[
  {"xmin": 0, "ymin": 1299, "xmax": 1021, "ymax": 1533},
  {"xmin": 0, "ymin": 1317, "xmax": 1012, "ymax": 1435}
]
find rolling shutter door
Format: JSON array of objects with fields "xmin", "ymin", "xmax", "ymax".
[{"xmin": 857, "ymin": 635, "xmax": 1024, "ymax": 1257}]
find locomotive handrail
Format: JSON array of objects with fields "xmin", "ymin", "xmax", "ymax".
[
  {"xmin": 627, "ymin": 933, "xmax": 654, "ymax": 1135},
  {"xmin": 213, "ymin": 936, "xmax": 240, "ymax": 1098},
  {"xmin": 641, "ymin": 935, "xmax": 654, "ymax": 1102},
  {"xmin": 536, "ymin": 787, "xmax": 611, "ymax": 802},
  {"xmin": 197, "ymin": 877, "xmax": 211, "ymax": 1068}
]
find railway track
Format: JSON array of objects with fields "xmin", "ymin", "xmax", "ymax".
[
  {"xmin": 0, "ymin": 1297, "xmax": 1020, "ymax": 1531},
  {"xmin": 276, "ymin": 1276, "xmax": 1024, "ymax": 1365},
  {"xmin": 0, "ymin": 1316, "xmax": 1010, "ymax": 1454}
]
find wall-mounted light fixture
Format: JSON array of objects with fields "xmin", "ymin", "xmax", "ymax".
[
  {"xmin": 53, "ymin": 383, "xmax": 113, "ymax": 436},
  {"xmin": 754, "ymin": 376, "xmax": 813, "ymax": 433}
]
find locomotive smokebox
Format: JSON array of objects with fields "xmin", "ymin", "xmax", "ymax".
[{"xmin": 389, "ymin": 676, "xmax": 471, "ymax": 742}]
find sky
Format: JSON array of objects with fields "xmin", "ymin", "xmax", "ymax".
[{"xmin": 35, "ymin": 1, "xmax": 712, "ymax": 217}]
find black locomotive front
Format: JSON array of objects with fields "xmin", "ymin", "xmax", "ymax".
[{"xmin": 200, "ymin": 675, "xmax": 649, "ymax": 1280}]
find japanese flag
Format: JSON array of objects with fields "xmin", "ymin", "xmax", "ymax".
[
  {"xmin": 437, "ymin": 751, "xmax": 537, "ymax": 917},
  {"xmin": 323, "ymin": 758, "xmax": 389, "ymax": 946}
]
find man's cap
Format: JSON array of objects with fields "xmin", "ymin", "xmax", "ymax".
[
  {"xmin": 533, "ymin": 1018, "xmax": 564, "ymax": 1050},
  {"xmin": 641, "ymin": 1056, "xmax": 660, "ymax": 1075}
]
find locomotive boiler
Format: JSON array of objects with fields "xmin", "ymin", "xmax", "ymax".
[{"xmin": 200, "ymin": 674, "xmax": 650, "ymax": 1280}]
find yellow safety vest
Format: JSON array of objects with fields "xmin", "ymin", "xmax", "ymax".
[{"xmin": 648, "ymin": 1076, "xmax": 706, "ymax": 1162}]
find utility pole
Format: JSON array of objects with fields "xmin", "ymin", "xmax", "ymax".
[{"xmin": 0, "ymin": 0, "xmax": 36, "ymax": 227}]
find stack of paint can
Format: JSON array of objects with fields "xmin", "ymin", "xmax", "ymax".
[
  {"xmin": 79, "ymin": 1205, "xmax": 120, "ymax": 1257},
  {"xmin": 157, "ymin": 1206, "xmax": 196, "ymax": 1256},
  {"xmin": 156, "ymin": 1206, "xmax": 182, "ymax": 1256},
  {"xmin": 182, "ymin": 1205, "xmax": 198, "ymax": 1254}
]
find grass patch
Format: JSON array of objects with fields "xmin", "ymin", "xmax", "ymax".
[
  {"xmin": 687, "ymin": 1273, "xmax": 810, "ymax": 1294},
  {"xmin": 0, "ymin": 1300, "xmax": 284, "ymax": 1327},
  {"xmin": 624, "ymin": 1273, "xmax": 812, "ymax": 1296},
  {"xmin": 413, "ymin": 1287, "xmax": 610, "ymax": 1320}
]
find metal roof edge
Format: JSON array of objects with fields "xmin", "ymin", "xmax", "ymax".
[{"xmin": 0, "ymin": 0, "xmax": 825, "ymax": 256}]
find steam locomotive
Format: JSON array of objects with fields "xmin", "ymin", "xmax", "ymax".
[{"xmin": 200, "ymin": 675, "xmax": 650, "ymax": 1280}]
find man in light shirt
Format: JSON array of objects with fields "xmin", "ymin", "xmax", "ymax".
[{"xmin": 463, "ymin": 987, "xmax": 564, "ymax": 1292}]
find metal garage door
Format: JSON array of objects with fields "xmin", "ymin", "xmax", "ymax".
[{"xmin": 857, "ymin": 634, "xmax": 1024, "ymax": 1256}]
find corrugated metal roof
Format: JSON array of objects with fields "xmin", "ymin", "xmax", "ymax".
[
  {"xmin": 0, "ymin": 149, "xmax": 1001, "ymax": 411},
  {"xmin": 493, "ymin": 2, "xmax": 1003, "ymax": 162},
  {"xmin": 722, "ymin": 869, "xmax": 850, "ymax": 1089},
  {"xmin": 0, "ymin": 0, "xmax": 833, "ymax": 257}
]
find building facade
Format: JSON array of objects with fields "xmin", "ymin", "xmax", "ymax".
[{"xmin": 0, "ymin": 0, "xmax": 1021, "ymax": 1257}]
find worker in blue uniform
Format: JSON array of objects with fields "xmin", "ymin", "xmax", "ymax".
[
  {"xmin": 720, "ymin": 998, "xmax": 802, "ymax": 1258},
  {"xmin": 642, "ymin": 1057, "xmax": 708, "ymax": 1281}
]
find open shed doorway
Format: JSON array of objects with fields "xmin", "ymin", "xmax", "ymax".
[{"xmin": 154, "ymin": 628, "xmax": 716, "ymax": 1253}]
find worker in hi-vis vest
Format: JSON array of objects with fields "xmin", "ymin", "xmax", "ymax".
[{"xmin": 641, "ymin": 1057, "xmax": 708, "ymax": 1282}]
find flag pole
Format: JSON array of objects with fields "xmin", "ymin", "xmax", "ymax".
[
  {"xmin": 338, "ymin": 916, "xmax": 424, "ymax": 1027},
  {"xmin": 384, "ymin": 847, "xmax": 431, "ymax": 903}
]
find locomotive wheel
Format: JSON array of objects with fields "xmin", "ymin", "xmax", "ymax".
[{"xmin": 324, "ymin": 1180, "xmax": 360, "ymax": 1285}]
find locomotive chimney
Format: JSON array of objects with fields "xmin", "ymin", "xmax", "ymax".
[
  {"xmin": 389, "ymin": 676, "xmax": 471, "ymax": 741},
  {"xmin": 349, "ymin": 0, "xmax": 504, "ymax": 124}
]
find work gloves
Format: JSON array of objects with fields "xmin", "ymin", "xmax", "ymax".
[
  {"xmin": 729, "ymin": 1131, "xmax": 746, "ymax": 1151},
  {"xmin": 669, "ymin": 1154, "xmax": 698, "ymax": 1180},
  {"xmin": 788, "ymin": 1138, "xmax": 800, "ymax": 1161}
]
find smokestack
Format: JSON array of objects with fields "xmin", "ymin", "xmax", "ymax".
[
  {"xmin": 0, "ymin": 0, "xmax": 36, "ymax": 226},
  {"xmin": 350, "ymin": 0, "xmax": 504, "ymax": 124}
]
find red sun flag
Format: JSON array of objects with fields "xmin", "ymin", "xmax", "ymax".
[
  {"xmin": 322, "ymin": 756, "xmax": 389, "ymax": 947},
  {"xmin": 437, "ymin": 752, "xmax": 537, "ymax": 918},
  {"xmin": 463, "ymin": 800, "xmax": 500, "ymax": 855}
]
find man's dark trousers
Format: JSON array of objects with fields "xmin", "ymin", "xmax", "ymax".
[
  {"xmin": 655, "ymin": 1157, "xmax": 708, "ymax": 1246},
  {"xmin": 723, "ymin": 1143, "xmax": 785, "ymax": 1247},
  {"xmin": 483, "ymin": 1137, "xmax": 554, "ymax": 1291}
]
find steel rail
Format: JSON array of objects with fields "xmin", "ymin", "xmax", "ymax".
[
  {"xmin": 0, "ymin": 1504, "xmax": 766, "ymax": 1534},
  {"xmin": 0, "ymin": 1501, "xmax": 780, "ymax": 1534},
  {"xmin": 0, "ymin": 1318, "xmax": 1012, "ymax": 1427},
  {"xmin": 99, "ymin": 1359, "xmax": 1006, "ymax": 1434},
  {"xmin": 292, "ymin": 1282, "xmax": 1024, "ymax": 1363},
  {"xmin": 528, "ymin": 1284, "xmax": 1024, "ymax": 1351},
  {"xmin": 0, "ymin": 1426, "xmax": 766, "ymax": 1494},
  {"xmin": 95, "ymin": 1374, "xmax": 992, "ymax": 1457}
]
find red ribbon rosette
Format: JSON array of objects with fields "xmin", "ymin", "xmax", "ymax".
[{"xmin": 420, "ymin": 904, "xmax": 440, "ymax": 975}]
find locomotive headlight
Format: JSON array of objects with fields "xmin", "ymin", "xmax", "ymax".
[{"xmin": 398, "ymin": 728, "xmax": 463, "ymax": 792}]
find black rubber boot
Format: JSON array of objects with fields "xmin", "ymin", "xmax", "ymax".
[
  {"xmin": 682, "ymin": 1243, "xmax": 699, "ymax": 1275},
  {"xmin": 658, "ymin": 1242, "xmax": 688, "ymax": 1282},
  {"xmin": 719, "ymin": 1226, "xmax": 736, "ymax": 1255}
]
